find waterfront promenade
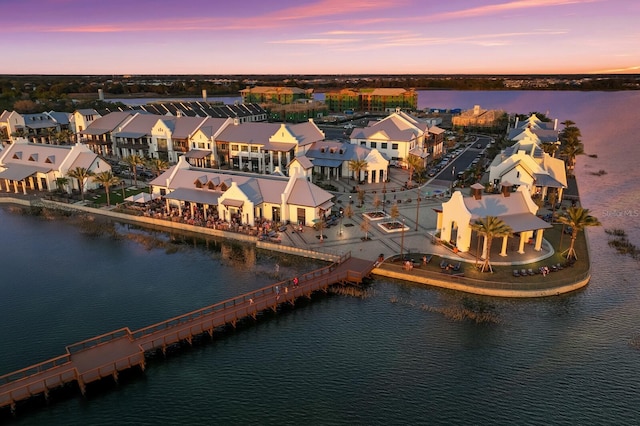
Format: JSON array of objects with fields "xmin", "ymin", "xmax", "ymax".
[{"xmin": 0, "ymin": 162, "xmax": 589, "ymax": 298}]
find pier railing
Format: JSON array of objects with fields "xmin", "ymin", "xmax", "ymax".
[
  {"xmin": 66, "ymin": 328, "xmax": 133, "ymax": 354},
  {"xmin": 0, "ymin": 354, "xmax": 71, "ymax": 386}
]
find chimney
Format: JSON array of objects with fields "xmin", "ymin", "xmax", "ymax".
[
  {"xmin": 501, "ymin": 181, "xmax": 513, "ymax": 197},
  {"xmin": 514, "ymin": 116, "xmax": 519, "ymax": 128},
  {"xmin": 98, "ymin": 89, "xmax": 104, "ymax": 101},
  {"xmin": 202, "ymin": 89, "xmax": 207, "ymax": 102},
  {"xmin": 554, "ymin": 118, "xmax": 558, "ymax": 130},
  {"xmin": 471, "ymin": 183, "xmax": 484, "ymax": 200}
]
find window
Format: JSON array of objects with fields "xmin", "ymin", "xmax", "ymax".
[
  {"xmin": 381, "ymin": 142, "xmax": 387, "ymax": 149},
  {"xmin": 392, "ymin": 143, "xmax": 398, "ymax": 150},
  {"xmin": 251, "ymin": 146, "xmax": 259, "ymax": 153},
  {"xmin": 360, "ymin": 141, "xmax": 366, "ymax": 146},
  {"xmin": 231, "ymin": 144, "xmax": 239, "ymax": 151},
  {"xmin": 370, "ymin": 142, "xmax": 377, "ymax": 148},
  {"xmin": 241, "ymin": 145, "xmax": 249, "ymax": 152}
]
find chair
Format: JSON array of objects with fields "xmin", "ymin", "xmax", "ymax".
[
  {"xmin": 425, "ymin": 254, "xmax": 433, "ymax": 264},
  {"xmin": 513, "ymin": 270, "xmax": 520, "ymax": 277},
  {"xmin": 556, "ymin": 263, "xmax": 564, "ymax": 270},
  {"xmin": 453, "ymin": 262, "xmax": 461, "ymax": 272},
  {"xmin": 440, "ymin": 260, "xmax": 447, "ymax": 269}
]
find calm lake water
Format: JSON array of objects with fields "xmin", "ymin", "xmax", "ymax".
[{"xmin": 2, "ymin": 90, "xmax": 640, "ymax": 425}]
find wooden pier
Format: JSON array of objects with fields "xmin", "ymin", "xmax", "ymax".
[{"xmin": 0, "ymin": 253, "xmax": 375, "ymax": 414}]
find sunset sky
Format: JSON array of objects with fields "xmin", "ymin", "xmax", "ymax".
[{"xmin": 3, "ymin": 0, "xmax": 639, "ymax": 75}]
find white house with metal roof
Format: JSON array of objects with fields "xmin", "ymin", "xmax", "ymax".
[
  {"xmin": 349, "ymin": 109, "xmax": 440, "ymax": 169},
  {"xmin": 0, "ymin": 110, "xmax": 71, "ymax": 144},
  {"xmin": 437, "ymin": 185, "xmax": 552, "ymax": 257},
  {"xmin": 0, "ymin": 139, "xmax": 111, "ymax": 194},
  {"xmin": 488, "ymin": 132, "xmax": 567, "ymax": 201},
  {"xmin": 303, "ymin": 140, "xmax": 389, "ymax": 184},
  {"xmin": 150, "ymin": 157, "xmax": 333, "ymax": 227}
]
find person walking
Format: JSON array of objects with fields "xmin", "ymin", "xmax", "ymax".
[{"xmin": 293, "ymin": 277, "xmax": 299, "ymax": 287}]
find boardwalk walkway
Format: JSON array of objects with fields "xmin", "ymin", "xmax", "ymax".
[{"xmin": 0, "ymin": 253, "xmax": 375, "ymax": 414}]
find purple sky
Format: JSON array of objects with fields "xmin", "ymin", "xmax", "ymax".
[{"xmin": 3, "ymin": 0, "xmax": 639, "ymax": 74}]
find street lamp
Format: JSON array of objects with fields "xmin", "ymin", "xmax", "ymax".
[
  {"xmin": 382, "ymin": 180, "xmax": 387, "ymax": 213},
  {"xmin": 349, "ymin": 195, "xmax": 352, "ymax": 204},
  {"xmin": 450, "ymin": 166, "xmax": 456, "ymax": 195},
  {"xmin": 400, "ymin": 218, "xmax": 406, "ymax": 262},
  {"xmin": 415, "ymin": 186, "xmax": 420, "ymax": 231}
]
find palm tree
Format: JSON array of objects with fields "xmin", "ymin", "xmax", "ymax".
[
  {"xmin": 123, "ymin": 154, "xmax": 145, "ymax": 187},
  {"xmin": 470, "ymin": 216, "xmax": 513, "ymax": 273},
  {"xmin": 56, "ymin": 129, "xmax": 75, "ymax": 145},
  {"xmin": 559, "ymin": 125, "xmax": 582, "ymax": 148},
  {"xmin": 147, "ymin": 158, "xmax": 169, "ymax": 177},
  {"xmin": 67, "ymin": 167, "xmax": 95, "ymax": 202},
  {"xmin": 561, "ymin": 143, "xmax": 584, "ymax": 176},
  {"xmin": 557, "ymin": 206, "xmax": 601, "ymax": 260},
  {"xmin": 55, "ymin": 176, "xmax": 69, "ymax": 194},
  {"xmin": 348, "ymin": 158, "xmax": 368, "ymax": 183},
  {"xmin": 92, "ymin": 171, "xmax": 121, "ymax": 206},
  {"xmin": 406, "ymin": 154, "xmax": 424, "ymax": 188}
]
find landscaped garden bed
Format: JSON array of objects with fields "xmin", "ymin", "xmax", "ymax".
[
  {"xmin": 377, "ymin": 220, "xmax": 409, "ymax": 233},
  {"xmin": 363, "ymin": 211, "xmax": 389, "ymax": 221}
]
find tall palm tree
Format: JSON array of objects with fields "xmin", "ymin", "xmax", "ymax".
[
  {"xmin": 92, "ymin": 171, "xmax": 121, "ymax": 206},
  {"xmin": 348, "ymin": 158, "xmax": 368, "ymax": 183},
  {"xmin": 406, "ymin": 154, "xmax": 425, "ymax": 188},
  {"xmin": 557, "ymin": 206, "xmax": 600, "ymax": 260},
  {"xmin": 470, "ymin": 216, "xmax": 513, "ymax": 273},
  {"xmin": 123, "ymin": 154, "xmax": 145, "ymax": 187},
  {"xmin": 561, "ymin": 143, "xmax": 584, "ymax": 176},
  {"xmin": 147, "ymin": 158, "xmax": 169, "ymax": 177},
  {"xmin": 67, "ymin": 167, "xmax": 95, "ymax": 202}
]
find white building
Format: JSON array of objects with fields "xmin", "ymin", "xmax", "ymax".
[
  {"xmin": 0, "ymin": 139, "xmax": 111, "ymax": 194},
  {"xmin": 489, "ymin": 124, "xmax": 567, "ymax": 201},
  {"xmin": 437, "ymin": 185, "xmax": 552, "ymax": 257},
  {"xmin": 151, "ymin": 157, "xmax": 334, "ymax": 227}
]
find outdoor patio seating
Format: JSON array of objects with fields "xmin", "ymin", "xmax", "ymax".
[
  {"xmin": 453, "ymin": 262, "xmax": 461, "ymax": 272},
  {"xmin": 440, "ymin": 260, "xmax": 447, "ymax": 269}
]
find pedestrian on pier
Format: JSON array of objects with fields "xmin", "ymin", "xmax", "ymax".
[
  {"xmin": 293, "ymin": 277, "xmax": 299, "ymax": 287},
  {"xmin": 275, "ymin": 285, "xmax": 280, "ymax": 300}
]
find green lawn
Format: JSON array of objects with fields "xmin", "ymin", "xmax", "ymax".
[{"xmin": 88, "ymin": 186, "xmax": 150, "ymax": 206}]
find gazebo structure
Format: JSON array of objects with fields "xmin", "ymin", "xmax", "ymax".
[{"xmin": 437, "ymin": 183, "xmax": 552, "ymax": 257}]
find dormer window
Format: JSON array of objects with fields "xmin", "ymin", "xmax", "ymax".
[
  {"xmin": 46, "ymin": 156, "xmax": 54, "ymax": 163},
  {"xmin": 13, "ymin": 152, "xmax": 22, "ymax": 160},
  {"xmin": 28, "ymin": 154, "xmax": 38, "ymax": 161}
]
